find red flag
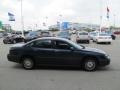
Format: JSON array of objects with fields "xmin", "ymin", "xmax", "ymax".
[
  {"xmin": 107, "ymin": 7, "xmax": 109, "ymax": 12},
  {"xmin": 107, "ymin": 7, "xmax": 110, "ymax": 19}
]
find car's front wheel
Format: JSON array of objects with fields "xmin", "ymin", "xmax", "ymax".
[
  {"xmin": 13, "ymin": 40, "xmax": 16, "ymax": 44},
  {"xmin": 22, "ymin": 58, "xmax": 35, "ymax": 70},
  {"xmin": 82, "ymin": 58, "xmax": 97, "ymax": 71}
]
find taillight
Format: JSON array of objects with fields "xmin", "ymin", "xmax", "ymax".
[{"xmin": 76, "ymin": 36, "xmax": 79, "ymax": 39}]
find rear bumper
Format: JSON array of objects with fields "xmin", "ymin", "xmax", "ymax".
[
  {"xmin": 76, "ymin": 39, "xmax": 89, "ymax": 43},
  {"xmin": 97, "ymin": 39, "xmax": 112, "ymax": 43},
  {"xmin": 7, "ymin": 54, "xmax": 21, "ymax": 63}
]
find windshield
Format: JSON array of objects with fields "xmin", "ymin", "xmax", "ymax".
[
  {"xmin": 26, "ymin": 31, "xmax": 38, "ymax": 37},
  {"xmin": 79, "ymin": 32, "xmax": 88, "ymax": 35},
  {"xmin": 58, "ymin": 32, "xmax": 69, "ymax": 36},
  {"xmin": 99, "ymin": 33, "xmax": 110, "ymax": 36},
  {"xmin": 41, "ymin": 32, "xmax": 50, "ymax": 36},
  {"xmin": 65, "ymin": 39, "xmax": 84, "ymax": 49}
]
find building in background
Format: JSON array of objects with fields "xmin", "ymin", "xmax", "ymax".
[
  {"xmin": 0, "ymin": 21, "xmax": 2, "ymax": 29},
  {"xmin": 2, "ymin": 24, "xmax": 12, "ymax": 32},
  {"xmin": 49, "ymin": 22, "xmax": 100, "ymax": 31}
]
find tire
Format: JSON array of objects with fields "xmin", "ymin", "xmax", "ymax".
[
  {"xmin": 96, "ymin": 40, "xmax": 99, "ymax": 44},
  {"xmin": 13, "ymin": 40, "xmax": 16, "ymax": 44},
  {"xmin": 3, "ymin": 40, "xmax": 7, "ymax": 44},
  {"xmin": 108, "ymin": 42, "xmax": 111, "ymax": 44},
  {"xmin": 82, "ymin": 57, "xmax": 97, "ymax": 71},
  {"xmin": 87, "ymin": 40, "xmax": 90, "ymax": 44},
  {"xmin": 22, "ymin": 58, "xmax": 35, "ymax": 70},
  {"xmin": 93, "ymin": 40, "xmax": 95, "ymax": 42}
]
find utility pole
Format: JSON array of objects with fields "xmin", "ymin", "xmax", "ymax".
[
  {"xmin": 59, "ymin": 14, "xmax": 62, "ymax": 31},
  {"xmin": 21, "ymin": 0, "xmax": 24, "ymax": 37},
  {"xmin": 99, "ymin": 0, "xmax": 103, "ymax": 32},
  {"xmin": 114, "ymin": 14, "xmax": 116, "ymax": 28}
]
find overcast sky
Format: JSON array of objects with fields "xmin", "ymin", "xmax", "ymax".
[{"xmin": 0, "ymin": 0, "xmax": 120, "ymax": 30}]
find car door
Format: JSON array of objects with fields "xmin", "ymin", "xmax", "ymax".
[
  {"xmin": 29, "ymin": 39, "xmax": 55, "ymax": 65},
  {"xmin": 52, "ymin": 40, "xmax": 81, "ymax": 66}
]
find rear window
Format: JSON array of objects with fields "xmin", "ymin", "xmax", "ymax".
[
  {"xmin": 99, "ymin": 33, "xmax": 110, "ymax": 36},
  {"xmin": 79, "ymin": 33, "xmax": 88, "ymax": 35}
]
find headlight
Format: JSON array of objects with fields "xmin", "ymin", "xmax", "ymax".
[{"xmin": 105, "ymin": 54, "xmax": 110, "ymax": 59}]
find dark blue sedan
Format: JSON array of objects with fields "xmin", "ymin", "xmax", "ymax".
[{"xmin": 7, "ymin": 37, "xmax": 110, "ymax": 71}]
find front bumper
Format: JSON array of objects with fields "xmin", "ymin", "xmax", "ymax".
[{"xmin": 99, "ymin": 58, "xmax": 110, "ymax": 66}]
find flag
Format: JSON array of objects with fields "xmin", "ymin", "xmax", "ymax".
[
  {"xmin": 62, "ymin": 22, "xmax": 69, "ymax": 30},
  {"xmin": 8, "ymin": 12, "xmax": 15, "ymax": 21},
  {"xmin": 43, "ymin": 22, "xmax": 46, "ymax": 26},
  {"xmin": 107, "ymin": 7, "xmax": 110, "ymax": 19},
  {"xmin": 57, "ymin": 21, "xmax": 60, "ymax": 27}
]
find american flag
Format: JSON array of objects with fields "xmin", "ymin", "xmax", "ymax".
[{"xmin": 107, "ymin": 7, "xmax": 110, "ymax": 19}]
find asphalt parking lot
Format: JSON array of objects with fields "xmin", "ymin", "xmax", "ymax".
[{"xmin": 0, "ymin": 36, "xmax": 120, "ymax": 90}]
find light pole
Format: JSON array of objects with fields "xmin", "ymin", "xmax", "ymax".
[
  {"xmin": 59, "ymin": 14, "xmax": 62, "ymax": 31},
  {"xmin": 45, "ymin": 16, "xmax": 48, "ymax": 29},
  {"xmin": 21, "ymin": 0, "xmax": 24, "ymax": 36},
  {"xmin": 100, "ymin": 16, "xmax": 102, "ymax": 32},
  {"xmin": 99, "ymin": 0, "xmax": 103, "ymax": 32},
  {"xmin": 113, "ymin": 14, "xmax": 116, "ymax": 28}
]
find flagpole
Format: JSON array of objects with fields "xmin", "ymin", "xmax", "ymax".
[
  {"xmin": 107, "ymin": 6, "xmax": 110, "ymax": 31},
  {"xmin": 59, "ymin": 14, "xmax": 62, "ymax": 31},
  {"xmin": 114, "ymin": 14, "xmax": 116, "ymax": 28},
  {"xmin": 99, "ymin": 0, "xmax": 103, "ymax": 33},
  {"xmin": 100, "ymin": 16, "xmax": 102, "ymax": 33},
  {"xmin": 21, "ymin": 0, "xmax": 24, "ymax": 37}
]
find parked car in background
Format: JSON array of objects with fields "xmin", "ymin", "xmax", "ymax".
[
  {"xmin": 0, "ymin": 32, "xmax": 3, "ymax": 38},
  {"xmin": 94, "ymin": 33, "xmax": 112, "ymax": 44},
  {"xmin": 40, "ymin": 31, "xmax": 52, "ymax": 37},
  {"xmin": 3, "ymin": 34, "xmax": 24, "ymax": 44},
  {"xmin": 105, "ymin": 31, "xmax": 116, "ymax": 40},
  {"xmin": 114, "ymin": 31, "xmax": 120, "ymax": 35},
  {"xmin": 24, "ymin": 31, "xmax": 40, "ymax": 43},
  {"xmin": 76, "ymin": 31, "xmax": 90, "ymax": 43},
  {"xmin": 57, "ymin": 31, "xmax": 71, "ymax": 40},
  {"xmin": 71, "ymin": 30, "xmax": 77, "ymax": 34},
  {"xmin": 2, "ymin": 32, "xmax": 12, "ymax": 37},
  {"xmin": 89, "ymin": 32, "xmax": 98, "ymax": 40},
  {"xmin": 7, "ymin": 37, "xmax": 110, "ymax": 71}
]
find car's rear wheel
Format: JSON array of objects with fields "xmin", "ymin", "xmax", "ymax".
[
  {"xmin": 82, "ymin": 58, "xmax": 97, "ymax": 71},
  {"xmin": 3, "ymin": 40, "xmax": 7, "ymax": 44},
  {"xmin": 22, "ymin": 58, "xmax": 35, "ymax": 70}
]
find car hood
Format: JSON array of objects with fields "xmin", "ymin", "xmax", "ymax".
[
  {"xmin": 84, "ymin": 47, "xmax": 106, "ymax": 54},
  {"xmin": 25, "ymin": 36, "xmax": 34, "ymax": 39},
  {"xmin": 11, "ymin": 43, "xmax": 25, "ymax": 48},
  {"xmin": 58, "ymin": 36, "xmax": 70, "ymax": 38}
]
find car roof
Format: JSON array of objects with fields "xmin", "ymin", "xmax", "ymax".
[
  {"xmin": 78, "ymin": 31, "xmax": 88, "ymax": 33},
  {"xmin": 27, "ymin": 37, "xmax": 70, "ymax": 43},
  {"xmin": 37, "ymin": 37, "xmax": 68, "ymax": 40}
]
